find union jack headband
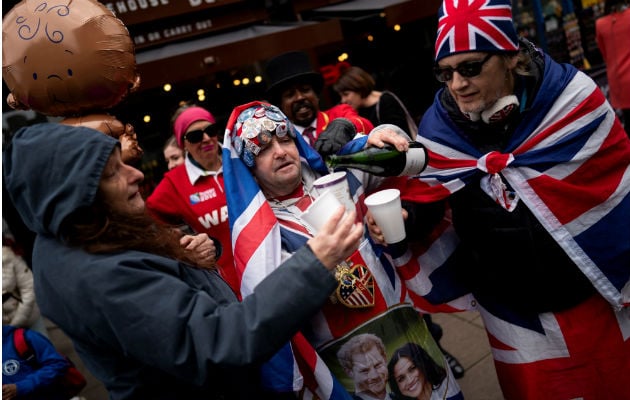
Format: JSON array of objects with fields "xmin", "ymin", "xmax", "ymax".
[
  {"xmin": 435, "ymin": 0, "xmax": 519, "ymax": 61},
  {"xmin": 228, "ymin": 101, "xmax": 295, "ymax": 167}
]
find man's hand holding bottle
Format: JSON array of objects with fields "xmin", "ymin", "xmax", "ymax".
[
  {"xmin": 326, "ymin": 124, "xmax": 427, "ymax": 177},
  {"xmin": 366, "ymin": 124, "xmax": 411, "ymax": 151}
]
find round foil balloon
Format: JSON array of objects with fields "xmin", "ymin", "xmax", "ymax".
[{"xmin": 2, "ymin": 0, "xmax": 140, "ymax": 116}]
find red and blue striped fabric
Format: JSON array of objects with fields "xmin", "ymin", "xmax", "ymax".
[
  {"xmin": 414, "ymin": 53, "xmax": 630, "ymax": 311},
  {"xmin": 222, "ymin": 102, "xmax": 467, "ymax": 399},
  {"xmin": 321, "ymin": 50, "xmax": 630, "ymax": 398},
  {"xmin": 222, "ymin": 101, "xmax": 351, "ymax": 399},
  {"xmin": 402, "ymin": 48, "xmax": 630, "ymax": 399},
  {"xmin": 478, "ymin": 293, "xmax": 630, "ymax": 399}
]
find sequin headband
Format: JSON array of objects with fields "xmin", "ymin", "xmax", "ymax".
[{"xmin": 233, "ymin": 104, "xmax": 295, "ymax": 167}]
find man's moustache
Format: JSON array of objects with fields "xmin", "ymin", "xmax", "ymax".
[{"xmin": 292, "ymin": 100, "xmax": 313, "ymax": 113}]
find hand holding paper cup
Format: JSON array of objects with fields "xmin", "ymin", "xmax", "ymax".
[
  {"xmin": 300, "ymin": 190, "xmax": 345, "ymax": 234},
  {"xmin": 364, "ymin": 189, "xmax": 407, "ymax": 255}
]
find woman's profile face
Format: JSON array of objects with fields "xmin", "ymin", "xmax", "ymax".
[
  {"xmin": 98, "ymin": 148, "xmax": 145, "ymax": 216},
  {"xmin": 393, "ymin": 356, "xmax": 428, "ymax": 399}
]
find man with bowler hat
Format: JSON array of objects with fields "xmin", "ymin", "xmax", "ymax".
[{"xmin": 264, "ymin": 51, "xmax": 374, "ymax": 157}]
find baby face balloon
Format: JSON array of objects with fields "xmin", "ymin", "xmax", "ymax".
[{"xmin": 2, "ymin": 0, "xmax": 140, "ymax": 116}]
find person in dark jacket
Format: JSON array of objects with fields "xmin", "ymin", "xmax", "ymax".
[
  {"xmin": 332, "ymin": 65, "xmax": 418, "ymax": 139},
  {"xmin": 2, "ymin": 123, "xmax": 363, "ymax": 400},
  {"xmin": 2, "ymin": 325, "xmax": 69, "ymax": 400}
]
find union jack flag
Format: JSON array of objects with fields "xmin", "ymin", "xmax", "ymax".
[
  {"xmin": 435, "ymin": 0, "xmax": 519, "ymax": 61},
  {"xmin": 222, "ymin": 102, "xmax": 350, "ymax": 399},
  {"xmin": 409, "ymin": 51, "xmax": 630, "ymax": 398},
  {"xmin": 222, "ymin": 102, "xmax": 467, "ymax": 399},
  {"xmin": 415, "ymin": 53, "xmax": 630, "ymax": 311},
  {"xmin": 481, "ymin": 294, "xmax": 630, "ymax": 399}
]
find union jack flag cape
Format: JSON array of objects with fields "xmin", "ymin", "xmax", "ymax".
[
  {"xmin": 221, "ymin": 102, "xmax": 344, "ymax": 398},
  {"xmin": 398, "ymin": 51, "xmax": 630, "ymax": 398},
  {"xmin": 222, "ymin": 101, "xmax": 465, "ymax": 399},
  {"xmin": 414, "ymin": 53, "xmax": 630, "ymax": 311},
  {"xmin": 222, "ymin": 102, "xmax": 349, "ymax": 398}
]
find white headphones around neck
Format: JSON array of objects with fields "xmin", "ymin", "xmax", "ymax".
[{"xmin": 463, "ymin": 95, "xmax": 520, "ymax": 124}]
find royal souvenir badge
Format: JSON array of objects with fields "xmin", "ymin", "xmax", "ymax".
[{"xmin": 334, "ymin": 262, "xmax": 375, "ymax": 308}]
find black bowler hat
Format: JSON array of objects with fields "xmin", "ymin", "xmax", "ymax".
[{"xmin": 265, "ymin": 51, "xmax": 324, "ymax": 102}]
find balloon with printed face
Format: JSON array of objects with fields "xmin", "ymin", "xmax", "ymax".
[{"xmin": 2, "ymin": 0, "xmax": 140, "ymax": 116}]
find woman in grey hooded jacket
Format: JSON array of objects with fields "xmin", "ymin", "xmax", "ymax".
[{"xmin": 3, "ymin": 123, "xmax": 363, "ymax": 400}]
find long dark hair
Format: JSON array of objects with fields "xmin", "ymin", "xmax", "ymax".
[
  {"xmin": 59, "ymin": 197, "xmax": 196, "ymax": 266},
  {"xmin": 387, "ymin": 342, "xmax": 447, "ymax": 400}
]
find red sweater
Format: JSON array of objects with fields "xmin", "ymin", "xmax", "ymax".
[
  {"xmin": 146, "ymin": 163, "xmax": 238, "ymax": 293},
  {"xmin": 314, "ymin": 103, "xmax": 374, "ymax": 139}
]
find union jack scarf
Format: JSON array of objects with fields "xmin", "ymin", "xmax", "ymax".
[
  {"xmin": 413, "ymin": 52, "xmax": 630, "ymax": 311},
  {"xmin": 342, "ymin": 52, "xmax": 630, "ymax": 398},
  {"xmin": 222, "ymin": 102, "xmax": 466, "ymax": 399},
  {"xmin": 222, "ymin": 101, "xmax": 350, "ymax": 398}
]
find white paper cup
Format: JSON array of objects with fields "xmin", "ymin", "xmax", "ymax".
[
  {"xmin": 313, "ymin": 171, "xmax": 354, "ymax": 214},
  {"xmin": 299, "ymin": 190, "xmax": 344, "ymax": 234},
  {"xmin": 364, "ymin": 189, "xmax": 406, "ymax": 244}
]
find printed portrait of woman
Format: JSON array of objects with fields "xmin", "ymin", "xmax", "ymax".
[{"xmin": 388, "ymin": 342, "xmax": 447, "ymax": 400}]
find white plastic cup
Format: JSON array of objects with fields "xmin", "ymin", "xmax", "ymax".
[
  {"xmin": 313, "ymin": 171, "xmax": 354, "ymax": 214},
  {"xmin": 299, "ymin": 190, "xmax": 344, "ymax": 234},
  {"xmin": 364, "ymin": 188, "xmax": 406, "ymax": 244}
]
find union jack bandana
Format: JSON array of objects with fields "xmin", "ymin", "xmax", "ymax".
[{"xmin": 435, "ymin": 0, "xmax": 519, "ymax": 61}]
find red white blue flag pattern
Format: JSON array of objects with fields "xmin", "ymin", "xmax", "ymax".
[
  {"xmin": 435, "ymin": 0, "xmax": 519, "ymax": 61},
  {"xmin": 222, "ymin": 102, "xmax": 346, "ymax": 399},
  {"xmin": 222, "ymin": 102, "xmax": 466, "ymax": 399},
  {"xmin": 412, "ymin": 46, "xmax": 630, "ymax": 400},
  {"xmin": 415, "ymin": 54, "xmax": 630, "ymax": 312}
]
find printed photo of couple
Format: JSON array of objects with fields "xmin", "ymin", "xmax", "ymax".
[{"xmin": 319, "ymin": 305, "xmax": 454, "ymax": 400}]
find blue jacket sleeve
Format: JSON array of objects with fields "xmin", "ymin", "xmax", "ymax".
[{"xmin": 16, "ymin": 330, "xmax": 68, "ymax": 396}]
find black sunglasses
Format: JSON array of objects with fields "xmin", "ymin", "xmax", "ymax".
[
  {"xmin": 184, "ymin": 124, "xmax": 219, "ymax": 143},
  {"xmin": 434, "ymin": 54, "xmax": 494, "ymax": 83}
]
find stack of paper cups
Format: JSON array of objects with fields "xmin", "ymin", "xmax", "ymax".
[{"xmin": 313, "ymin": 171, "xmax": 354, "ymax": 215}]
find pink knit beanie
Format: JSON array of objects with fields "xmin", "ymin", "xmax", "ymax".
[{"xmin": 174, "ymin": 107, "xmax": 216, "ymax": 147}]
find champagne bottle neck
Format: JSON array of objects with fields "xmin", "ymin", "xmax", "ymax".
[{"xmin": 326, "ymin": 141, "xmax": 427, "ymax": 177}]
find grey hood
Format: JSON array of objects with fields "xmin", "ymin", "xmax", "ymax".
[{"xmin": 3, "ymin": 123, "xmax": 118, "ymax": 237}]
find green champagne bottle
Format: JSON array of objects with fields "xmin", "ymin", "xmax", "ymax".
[{"xmin": 326, "ymin": 142, "xmax": 428, "ymax": 177}]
